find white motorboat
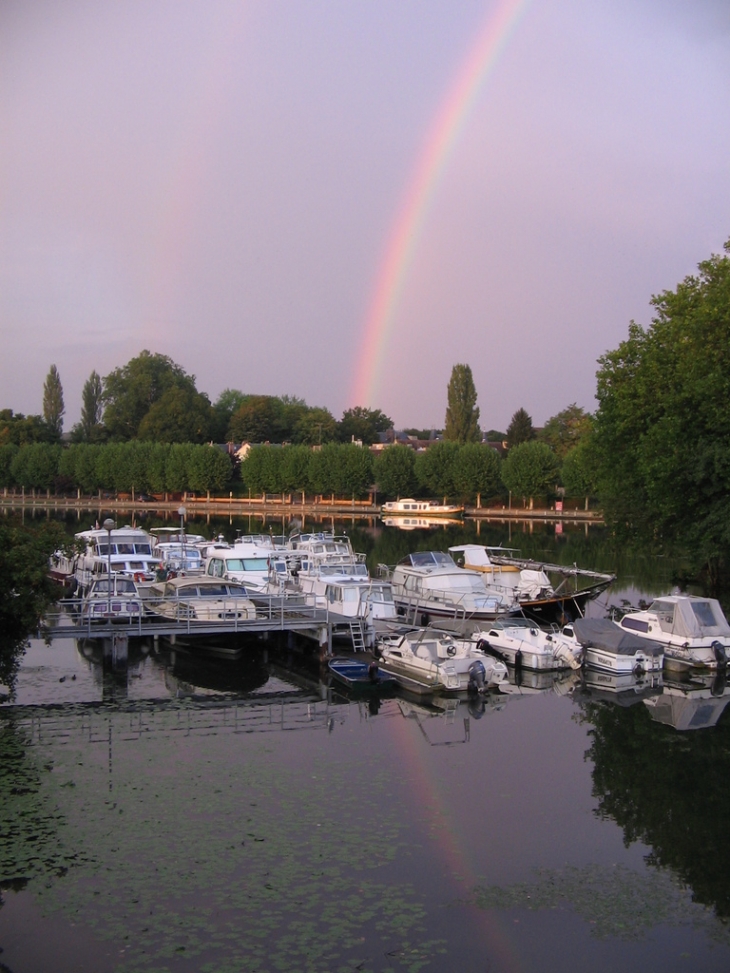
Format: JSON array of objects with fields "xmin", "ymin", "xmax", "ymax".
[
  {"xmin": 563, "ymin": 618, "xmax": 663, "ymax": 675},
  {"xmin": 375, "ymin": 628, "xmax": 508, "ymax": 695},
  {"xmin": 449, "ymin": 545, "xmax": 615, "ymax": 625},
  {"xmin": 79, "ymin": 576, "xmax": 143, "ymax": 624},
  {"xmin": 380, "ymin": 551, "xmax": 518, "ymax": 623},
  {"xmin": 471, "ymin": 620, "xmax": 583, "ymax": 671},
  {"xmin": 204, "ymin": 541, "xmax": 273, "ymax": 592},
  {"xmin": 381, "ymin": 499, "xmax": 464, "ymax": 517},
  {"xmin": 145, "ymin": 577, "xmax": 257, "ymax": 622},
  {"xmin": 616, "ymin": 595, "xmax": 730, "ymax": 671},
  {"xmin": 52, "ymin": 525, "xmax": 162, "ymax": 594}
]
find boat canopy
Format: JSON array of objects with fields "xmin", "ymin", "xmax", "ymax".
[
  {"xmin": 648, "ymin": 597, "xmax": 730, "ymax": 639},
  {"xmin": 573, "ymin": 618, "xmax": 663, "ymax": 657}
]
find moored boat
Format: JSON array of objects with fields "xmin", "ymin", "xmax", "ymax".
[
  {"xmin": 449, "ymin": 544, "xmax": 615, "ymax": 625},
  {"xmin": 375, "ymin": 628, "xmax": 508, "ymax": 695},
  {"xmin": 380, "ymin": 551, "xmax": 518, "ymax": 624},
  {"xmin": 471, "ymin": 619, "xmax": 583, "ymax": 671},
  {"xmin": 564, "ymin": 618, "xmax": 663, "ymax": 675},
  {"xmin": 616, "ymin": 595, "xmax": 730, "ymax": 671},
  {"xmin": 145, "ymin": 577, "xmax": 257, "ymax": 623},
  {"xmin": 327, "ymin": 656, "xmax": 397, "ymax": 691},
  {"xmin": 381, "ymin": 499, "xmax": 464, "ymax": 517}
]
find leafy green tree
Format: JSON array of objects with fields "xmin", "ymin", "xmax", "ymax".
[
  {"xmin": 102, "ymin": 350, "xmax": 198, "ymax": 440},
  {"xmin": 10, "ymin": 443, "xmax": 61, "ymax": 491},
  {"xmin": 337, "ymin": 407, "xmax": 392, "ymax": 446},
  {"xmin": 42, "ymin": 364, "xmax": 64, "ymax": 439},
  {"xmin": 147, "ymin": 443, "xmax": 170, "ymax": 494},
  {"xmin": 593, "ymin": 239, "xmax": 730, "ymax": 581},
  {"xmin": 137, "ymin": 386, "xmax": 215, "ymax": 443},
  {"xmin": 415, "ymin": 441, "xmax": 460, "ymax": 498},
  {"xmin": 0, "ymin": 518, "xmax": 70, "ymax": 693},
  {"xmin": 0, "ymin": 410, "xmax": 53, "ymax": 446},
  {"xmin": 74, "ymin": 444, "xmax": 103, "ymax": 494},
  {"xmin": 506, "ymin": 408, "xmax": 534, "ymax": 448},
  {"xmin": 561, "ymin": 437, "xmax": 599, "ymax": 509},
  {"xmin": 293, "ymin": 407, "xmax": 337, "ymax": 445},
  {"xmin": 539, "ymin": 404, "xmax": 593, "ymax": 459},
  {"xmin": 239, "ymin": 446, "xmax": 272, "ymax": 495},
  {"xmin": 94, "ymin": 443, "xmax": 121, "ymax": 492},
  {"xmin": 280, "ymin": 445, "xmax": 312, "ymax": 494},
  {"xmin": 374, "ymin": 445, "xmax": 418, "ymax": 498},
  {"xmin": 484, "ymin": 429, "xmax": 507, "ymax": 442},
  {"xmin": 444, "ymin": 364, "xmax": 481, "ymax": 443},
  {"xmin": 451, "ymin": 443, "xmax": 502, "ymax": 504},
  {"xmin": 0, "ymin": 444, "xmax": 19, "ymax": 487},
  {"xmin": 73, "ymin": 370, "xmax": 105, "ymax": 442},
  {"xmin": 228, "ymin": 396, "xmax": 286, "ymax": 443},
  {"xmin": 187, "ymin": 446, "xmax": 232, "ymax": 495},
  {"xmin": 166, "ymin": 444, "xmax": 193, "ymax": 493},
  {"xmin": 212, "ymin": 388, "xmax": 248, "ymax": 441},
  {"xmin": 501, "ymin": 441, "xmax": 559, "ymax": 508}
]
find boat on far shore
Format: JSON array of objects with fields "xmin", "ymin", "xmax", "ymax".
[{"xmin": 381, "ymin": 499, "xmax": 464, "ymax": 518}]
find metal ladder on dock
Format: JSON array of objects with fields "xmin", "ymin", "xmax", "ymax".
[{"xmin": 349, "ymin": 620, "xmax": 367, "ymax": 652}]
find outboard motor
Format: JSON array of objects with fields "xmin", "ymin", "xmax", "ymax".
[
  {"xmin": 368, "ymin": 660, "xmax": 380, "ymax": 683},
  {"xmin": 712, "ymin": 641, "xmax": 727, "ymax": 666},
  {"xmin": 467, "ymin": 660, "xmax": 486, "ymax": 695}
]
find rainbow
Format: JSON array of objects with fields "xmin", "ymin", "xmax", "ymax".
[{"xmin": 350, "ymin": 0, "xmax": 532, "ymax": 409}]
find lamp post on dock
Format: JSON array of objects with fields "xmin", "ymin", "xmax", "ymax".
[
  {"xmin": 103, "ymin": 518, "xmax": 115, "ymax": 593},
  {"xmin": 178, "ymin": 506, "xmax": 186, "ymax": 571}
]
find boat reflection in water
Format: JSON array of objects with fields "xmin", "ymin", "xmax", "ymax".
[{"xmin": 644, "ymin": 670, "xmax": 730, "ymax": 730}]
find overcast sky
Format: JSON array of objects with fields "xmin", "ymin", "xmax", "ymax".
[{"xmin": 2, "ymin": 0, "xmax": 729, "ymax": 432}]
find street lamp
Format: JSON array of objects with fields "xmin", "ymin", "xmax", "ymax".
[
  {"xmin": 103, "ymin": 518, "xmax": 116, "ymax": 597},
  {"xmin": 178, "ymin": 506, "xmax": 186, "ymax": 571}
]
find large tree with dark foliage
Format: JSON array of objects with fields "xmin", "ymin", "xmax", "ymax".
[
  {"xmin": 42, "ymin": 365, "xmax": 65, "ymax": 439},
  {"xmin": 102, "ymin": 351, "xmax": 198, "ymax": 440},
  {"xmin": 444, "ymin": 364, "xmax": 481, "ymax": 443},
  {"xmin": 506, "ymin": 407, "xmax": 534, "ymax": 448},
  {"xmin": 593, "ymin": 240, "xmax": 730, "ymax": 584},
  {"xmin": 338, "ymin": 407, "xmax": 392, "ymax": 446}
]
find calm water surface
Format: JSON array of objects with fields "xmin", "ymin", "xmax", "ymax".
[{"xmin": 2, "ymin": 516, "xmax": 730, "ymax": 972}]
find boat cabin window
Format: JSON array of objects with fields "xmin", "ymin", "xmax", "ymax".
[
  {"xmin": 369, "ymin": 585, "xmax": 393, "ymax": 603},
  {"xmin": 197, "ymin": 584, "xmax": 230, "ymax": 597},
  {"xmin": 208, "ymin": 559, "xmax": 225, "ymax": 578},
  {"xmin": 225, "ymin": 557, "xmax": 268, "ymax": 572},
  {"xmin": 93, "ymin": 578, "xmax": 136, "ymax": 594},
  {"xmin": 621, "ymin": 616, "xmax": 650, "ymax": 633},
  {"xmin": 692, "ymin": 601, "xmax": 719, "ymax": 628}
]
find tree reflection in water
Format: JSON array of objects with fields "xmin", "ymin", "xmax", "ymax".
[{"xmin": 582, "ymin": 699, "xmax": 730, "ymax": 919}]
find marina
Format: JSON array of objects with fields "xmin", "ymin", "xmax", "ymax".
[{"xmin": 4, "ymin": 514, "xmax": 730, "ymax": 973}]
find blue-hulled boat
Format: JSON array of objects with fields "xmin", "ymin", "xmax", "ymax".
[{"xmin": 328, "ymin": 656, "xmax": 397, "ymax": 691}]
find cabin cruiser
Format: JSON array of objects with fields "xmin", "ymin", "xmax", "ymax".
[
  {"xmin": 79, "ymin": 575, "xmax": 143, "ymax": 623},
  {"xmin": 144, "ymin": 577, "xmax": 257, "ymax": 622},
  {"xmin": 472, "ymin": 620, "xmax": 583, "ymax": 671},
  {"xmin": 51, "ymin": 525, "xmax": 162, "ymax": 594},
  {"xmin": 375, "ymin": 628, "xmax": 508, "ymax": 695},
  {"xmin": 563, "ymin": 618, "xmax": 663, "ymax": 675},
  {"xmin": 381, "ymin": 499, "xmax": 464, "ymax": 517},
  {"xmin": 449, "ymin": 545, "xmax": 615, "ymax": 625},
  {"xmin": 616, "ymin": 595, "xmax": 730, "ymax": 671},
  {"xmin": 380, "ymin": 551, "xmax": 518, "ymax": 623},
  {"xmin": 271, "ymin": 554, "xmax": 398, "ymax": 649},
  {"xmin": 204, "ymin": 541, "xmax": 273, "ymax": 592}
]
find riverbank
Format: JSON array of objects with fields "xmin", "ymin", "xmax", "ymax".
[{"xmin": 0, "ymin": 493, "xmax": 604, "ymax": 523}]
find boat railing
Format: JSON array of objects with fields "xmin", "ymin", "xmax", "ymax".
[{"xmin": 44, "ymin": 592, "xmax": 328, "ymax": 639}]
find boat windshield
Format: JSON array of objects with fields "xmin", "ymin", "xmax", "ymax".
[
  {"xmin": 225, "ymin": 558, "xmax": 269, "ymax": 572},
  {"xmin": 408, "ymin": 552, "xmax": 454, "ymax": 568}
]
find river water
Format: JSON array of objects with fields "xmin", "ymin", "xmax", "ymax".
[{"xmin": 2, "ymin": 514, "xmax": 730, "ymax": 972}]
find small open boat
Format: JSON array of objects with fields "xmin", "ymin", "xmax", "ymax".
[{"xmin": 327, "ymin": 656, "xmax": 397, "ymax": 691}]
